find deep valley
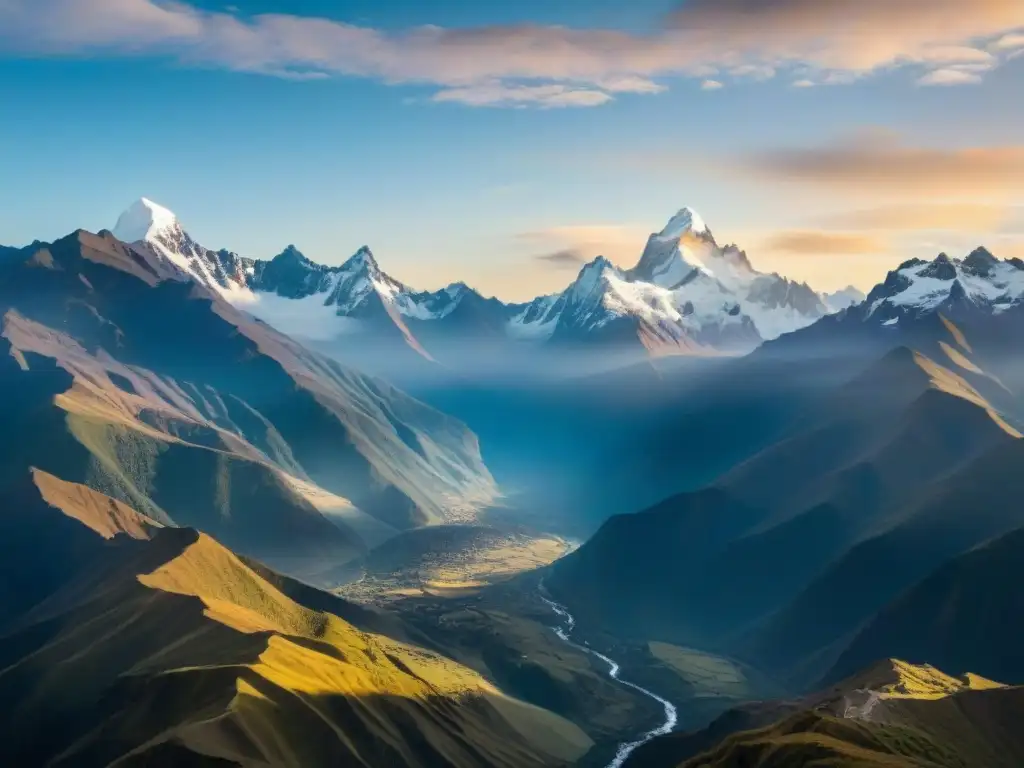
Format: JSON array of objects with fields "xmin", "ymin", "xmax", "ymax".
[{"xmin": 3, "ymin": 198, "xmax": 1024, "ymax": 768}]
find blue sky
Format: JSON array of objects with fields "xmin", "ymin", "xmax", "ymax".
[{"xmin": 0, "ymin": 0, "xmax": 1022, "ymax": 299}]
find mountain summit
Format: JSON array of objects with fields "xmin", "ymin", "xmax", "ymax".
[
  {"xmin": 630, "ymin": 206, "xmax": 713, "ymax": 288},
  {"xmin": 658, "ymin": 206, "xmax": 710, "ymax": 240},
  {"xmin": 111, "ymin": 198, "xmax": 254, "ymax": 298},
  {"xmin": 112, "ymin": 197, "xmax": 178, "ymax": 243},
  {"xmin": 524, "ymin": 207, "xmax": 831, "ymax": 352}
]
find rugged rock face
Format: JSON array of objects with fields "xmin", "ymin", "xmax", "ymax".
[{"xmin": 251, "ymin": 244, "xmax": 340, "ymax": 298}]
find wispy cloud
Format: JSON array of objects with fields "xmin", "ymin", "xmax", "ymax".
[
  {"xmin": 737, "ymin": 131, "xmax": 1024, "ymax": 199},
  {"xmin": 0, "ymin": 0, "xmax": 1021, "ymax": 107},
  {"xmin": 918, "ymin": 68, "xmax": 985, "ymax": 86},
  {"xmin": 667, "ymin": 0, "xmax": 1023, "ymax": 71},
  {"xmin": 432, "ymin": 83, "xmax": 613, "ymax": 108},
  {"xmin": 517, "ymin": 225, "xmax": 649, "ymax": 266},
  {"xmin": 762, "ymin": 230, "xmax": 887, "ymax": 255},
  {"xmin": 992, "ymin": 33, "xmax": 1024, "ymax": 50},
  {"xmin": 729, "ymin": 64, "xmax": 776, "ymax": 81},
  {"xmin": 819, "ymin": 204, "xmax": 1009, "ymax": 231},
  {"xmin": 701, "ymin": 80, "xmax": 724, "ymax": 90},
  {"xmin": 534, "ymin": 249, "xmax": 587, "ymax": 268}
]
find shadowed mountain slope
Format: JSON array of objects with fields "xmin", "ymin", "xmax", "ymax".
[
  {"xmin": 742, "ymin": 433, "xmax": 1024, "ymax": 686},
  {"xmin": 0, "ymin": 230, "xmax": 497, "ymax": 582},
  {"xmin": 547, "ymin": 336, "xmax": 1019, "ymax": 650},
  {"xmin": 825, "ymin": 526, "xmax": 1024, "ymax": 688}
]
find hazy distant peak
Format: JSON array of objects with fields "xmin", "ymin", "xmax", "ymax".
[{"xmin": 824, "ymin": 285, "xmax": 867, "ymax": 312}]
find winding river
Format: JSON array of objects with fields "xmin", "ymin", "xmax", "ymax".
[{"xmin": 538, "ymin": 583, "xmax": 678, "ymax": 768}]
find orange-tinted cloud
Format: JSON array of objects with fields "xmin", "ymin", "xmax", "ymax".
[
  {"xmin": 762, "ymin": 230, "xmax": 887, "ymax": 255},
  {"xmin": 992, "ymin": 33, "xmax": 1024, "ymax": 50},
  {"xmin": 1, "ymin": 0, "xmax": 1022, "ymax": 107},
  {"xmin": 517, "ymin": 225, "xmax": 649, "ymax": 266},
  {"xmin": 820, "ymin": 204, "xmax": 1009, "ymax": 231},
  {"xmin": 668, "ymin": 0, "xmax": 1023, "ymax": 72},
  {"xmin": 741, "ymin": 133, "xmax": 1024, "ymax": 199}
]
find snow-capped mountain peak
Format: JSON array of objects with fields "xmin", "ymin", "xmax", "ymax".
[
  {"xmin": 962, "ymin": 246, "xmax": 999, "ymax": 277},
  {"xmin": 113, "ymin": 197, "xmax": 179, "ymax": 243},
  {"xmin": 863, "ymin": 247, "xmax": 1024, "ymax": 322},
  {"xmin": 657, "ymin": 206, "xmax": 709, "ymax": 241},
  {"xmin": 341, "ymin": 245, "xmax": 379, "ymax": 273},
  {"xmin": 567, "ymin": 256, "xmax": 619, "ymax": 301},
  {"xmin": 111, "ymin": 198, "xmax": 256, "ymax": 300},
  {"xmin": 631, "ymin": 210, "xmax": 714, "ymax": 289},
  {"xmin": 504, "ymin": 206, "xmax": 842, "ymax": 350}
]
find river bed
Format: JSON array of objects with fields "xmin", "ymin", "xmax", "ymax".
[{"xmin": 538, "ymin": 583, "xmax": 678, "ymax": 768}]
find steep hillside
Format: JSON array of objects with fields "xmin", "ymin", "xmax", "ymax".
[
  {"xmin": 743, "ymin": 433, "xmax": 1024, "ymax": 686},
  {"xmin": 0, "ymin": 472, "xmax": 590, "ymax": 768},
  {"xmin": 546, "ymin": 339, "xmax": 1018, "ymax": 647},
  {"xmin": 826, "ymin": 526, "xmax": 1024, "ymax": 687},
  {"xmin": 627, "ymin": 660, "xmax": 1014, "ymax": 768},
  {"xmin": 686, "ymin": 354, "xmax": 1017, "ymax": 636},
  {"xmin": 673, "ymin": 692, "xmax": 1024, "ymax": 768},
  {"xmin": 0, "ymin": 230, "xmax": 497, "ymax": 581}
]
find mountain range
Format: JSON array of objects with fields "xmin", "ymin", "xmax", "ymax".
[
  {"xmin": 2, "ymin": 197, "xmax": 1024, "ymax": 767},
  {"xmin": 533, "ymin": 238, "xmax": 1024, "ymax": 765},
  {"xmin": 768, "ymin": 246, "xmax": 1024, "ymax": 371},
  {"xmin": 110, "ymin": 198, "xmax": 863, "ymax": 377}
]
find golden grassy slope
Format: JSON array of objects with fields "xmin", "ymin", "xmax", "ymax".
[
  {"xmin": 31, "ymin": 468, "xmax": 162, "ymax": 541},
  {"xmin": 625, "ymin": 660, "xmax": 1011, "ymax": 768},
  {"xmin": 0, "ymin": 478, "xmax": 591, "ymax": 768},
  {"xmin": 828, "ymin": 659, "xmax": 1003, "ymax": 704},
  {"xmin": 678, "ymin": 710, "xmax": 965, "ymax": 768},
  {"xmin": 912, "ymin": 351, "xmax": 1021, "ymax": 438},
  {"xmin": 146, "ymin": 534, "xmax": 591, "ymax": 767},
  {"xmin": 675, "ymin": 681, "xmax": 1024, "ymax": 768}
]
